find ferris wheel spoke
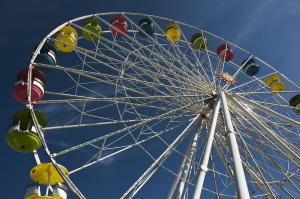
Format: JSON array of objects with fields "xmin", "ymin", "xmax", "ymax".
[
  {"xmin": 177, "ymin": 26, "xmax": 213, "ymax": 84},
  {"xmin": 251, "ymin": 147, "xmax": 300, "ymax": 197},
  {"xmin": 160, "ymin": 41, "xmax": 206, "ymax": 82},
  {"xmin": 234, "ymin": 106, "xmax": 299, "ymax": 160},
  {"xmin": 213, "ymin": 135, "xmax": 234, "ymax": 177},
  {"xmin": 209, "ymin": 155, "xmax": 221, "ymax": 199},
  {"xmin": 232, "ymin": 93, "xmax": 300, "ymax": 129},
  {"xmin": 196, "ymin": 34, "xmax": 218, "ymax": 90},
  {"xmin": 33, "ymin": 150, "xmax": 41, "ymax": 164},
  {"xmin": 233, "ymin": 115, "xmax": 288, "ymax": 154},
  {"xmin": 117, "ymin": 74, "xmax": 200, "ymax": 121},
  {"xmin": 128, "ymin": 20, "xmax": 202, "ymax": 81},
  {"xmin": 232, "ymin": 107, "xmax": 300, "ymax": 181},
  {"xmin": 235, "ymin": 99, "xmax": 296, "ymax": 111},
  {"xmin": 211, "ymin": 137, "xmax": 241, "ymax": 196},
  {"xmin": 44, "ymin": 73, "xmax": 186, "ymax": 103},
  {"xmin": 254, "ymin": 56, "xmax": 300, "ymax": 91},
  {"xmin": 236, "ymin": 120, "xmax": 298, "ymax": 180},
  {"xmin": 68, "ymin": 127, "xmax": 173, "ymax": 174},
  {"xmin": 114, "ymin": 37, "xmax": 184, "ymax": 83},
  {"xmin": 112, "ymin": 115, "xmax": 187, "ymax": 148},
  {"xmin": 28, "ymin": 105, "xmax": 87, "ymax": 199},
  {"xmin": 111, "ymin": 45, "xmax": 201, "ymax": 92},
  {"xmin": 54, "ymin": 117, "xmax": 188, "ymax": 159},
  {"xmin": 123, "ymin": 16, "xmax": 210, "ymax": 85},
  {"xmin": 255, "ymin": 114, "xmax": 300, "ymax": 140},
  {"xmin": 117, "ymin": 73, "xmax": 184, "ymax": 106},
  {"xmin": 44, "ymin": 109, "xmax": 195, "ymax": 132},
  {"xmin": 214, "ymin": 127, "xmax": 277, "ymax": 197},
  {"xmin": 116, "ymin": 82, "xmax": 203, "ymax": 167},
  {"xmin": 235, "ymin": 106, "xmax": 289, "ymax": 132},
  {"xmin": 49, "ymin": 100, "xmax": 201, "ymax": 158},
  {"xmin": 233, "ymin": 123, "xmax": 278, "ymax": 198},
  {"xmin": 234, "ymin": 90, "xmax": 300, "ymax": 95},
  {"xmin": 71, "ymin": 34, "xmax": 204, "ymax": 93},
  {"xmin": 223, "ymin": 55, "xmax": 254, "ymax": 90},
  {"xmin": 233, "ymin": 82, "xmax": 269, "ymax": 98},
  {"xmin": 85, "ymin": 19, "xmax": 203, "ymax": 86},
  {"xmin": 228, "ymin": 71, "xmax": 277, "ymax": 92},
  {"xmin": 125, "ymin": 43, "xmax": 203, "ymax": 90},
  {"xmin": 117, "ymin": 30, "xmax": 190, "ymax": 78},
  {"xmin": 120, "ymin": 114, "xmax": 201, "ymax": 199},
  {"xmin": 37, "ymin": 94, "xmax": 202, "ymax": 105}
]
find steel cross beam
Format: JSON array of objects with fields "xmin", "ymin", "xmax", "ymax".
[{"xmin": 220, "ymin": 92, "xmax": 250, "ymax": 199}]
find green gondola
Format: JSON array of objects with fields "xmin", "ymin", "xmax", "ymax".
[{"xmin": 6, "ymin": 108, "xmax": 47, "ymax": 153}]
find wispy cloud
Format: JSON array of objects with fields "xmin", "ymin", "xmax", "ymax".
[
  {"xmin": 100, "ymin": 152, "xmax": 115, "ymax": 165},
  {"xmin": 287, "ymin": 0, "xmax": 300, "ymax": 15},
  {"xmin": 234, "ymin": 0, "xmax": 274, "ymax": 43}
]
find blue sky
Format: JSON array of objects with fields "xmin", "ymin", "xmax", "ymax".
[{"xmin": 1, "ymin": 0, "xmax": 300, "ymax": 198}]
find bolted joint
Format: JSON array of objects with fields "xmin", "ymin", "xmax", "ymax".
[
  {"xmin": 226, "ymin": 129, "xmax": 237, "ymax": 135},
  {"xmin": 199, "ymin": 165, "xmax": 208, "ymax": 172}
]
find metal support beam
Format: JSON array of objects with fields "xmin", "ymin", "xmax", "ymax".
[
  {"xmin": 174, "ymin": 120, "xmax": 203, "ymax": 199},
  {"xmin": 167, "ymin": 146, "xmax": 189, "ymax": 199},
  {"xmin": 193, "ymin": 99, "xmax": 221, "ymax": 199},
  {"xmin": 167, "ymin": 150, "xmax": 188, "ymax": 199},
  {"xmin": 220, "ymin": 92, "xmax": 250, "ymax": 199}
]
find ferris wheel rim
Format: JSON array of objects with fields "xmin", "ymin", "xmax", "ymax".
[{"xmin": 22, "ymin": 12, "xmax": 300, "ymax": 199}]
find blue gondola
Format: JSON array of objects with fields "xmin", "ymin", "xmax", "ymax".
[
  {"xmin": 34, "ymin": 42, "xmax": 57, "ymax": 66},
  {"xmin": 242, "ymin": 57, "xmax": 260, "ymax": 76},
  {"xmin": 138, "ymin": 18, "xmax": 155, "ymax": 37}
]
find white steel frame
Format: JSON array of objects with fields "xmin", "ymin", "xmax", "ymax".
[{"xmin": 23, "ymin": 12, "xmax": 300, "ymax": 199}]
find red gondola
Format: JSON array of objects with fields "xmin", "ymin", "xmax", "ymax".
[
  {"xmin": 110, "ymin": 15, "xmax": 128, "ymax": 37},
  {"xmin": 12, "ymin": 68, "xmax": 46, "ymax": 103}
]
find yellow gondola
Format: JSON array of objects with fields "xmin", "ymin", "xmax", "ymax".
[
  {"xmin": 55, "ymin": 26, "xmax": 78, "ymax": 53},
  {"xmin": 30, "ymin": 163, "xmax": 69, "ymax": 185},
  {"xmin": 165, "ymin": 22, "xmax": 181, "ymax": 43},
  {"xmin": 25, "ymin": 196, "xmax": 56, "ymax": 199},
  {"xmin": 25, "ymin": 195, "xmax": 64, "ymax": 199},
  {"xmin": 265, "ymin": 74, "xmax": 286, "ymax": 92},
  {"xmin": 25, "ymin": 183, "xmax": 67, "ymax": 199}
]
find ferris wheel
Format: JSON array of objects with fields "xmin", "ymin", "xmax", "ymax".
[{"xmin": 6, "ymin": 12, "xmax": 300, "ymax": 199}]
